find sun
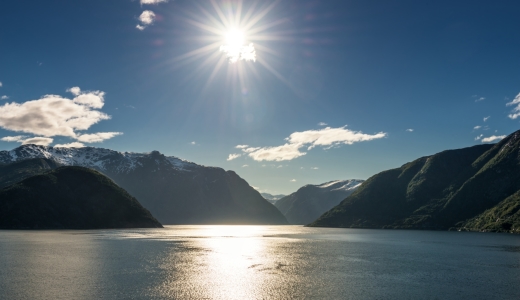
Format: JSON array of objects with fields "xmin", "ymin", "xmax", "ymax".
[
  {"xmin": 225, "ymin": 29, "xmax": 244, "ymax": 48},
  {"xmin": 171, "ymin": 0, "xmax": 288, "ymax": 91}
]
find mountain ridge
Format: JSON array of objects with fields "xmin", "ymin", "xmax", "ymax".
[
  {"xmin": 309, "ymin": 130, "xmax": 520, "ymax": 231},
  {"xmin": 0, "ymin": 145, "xmax": 288, "ymax": 225}
]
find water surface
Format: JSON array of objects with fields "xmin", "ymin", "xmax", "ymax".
[{"xmin": 1, "ymin": 226, "xmax": 519, "ymax": 299}]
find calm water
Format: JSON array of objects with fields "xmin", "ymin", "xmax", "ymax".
[{"xmin": 1, "ymin": 226, "xmax": 519, "ymax": 299}]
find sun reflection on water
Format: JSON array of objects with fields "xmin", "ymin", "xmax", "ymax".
[{"xmin": 155, "ymin": 225, "xmax": 292, "ymax": 299}]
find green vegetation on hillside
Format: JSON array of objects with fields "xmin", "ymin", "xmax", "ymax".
[{"xmin": 309, "ymin": 130, "xmax": 520, "ymax": 231}]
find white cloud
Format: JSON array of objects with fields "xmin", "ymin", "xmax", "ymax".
[
  {"xmin": 139, "ymin": 10, "xmax": 155, "ymax": 25},
  {"xmin": 474, "ymin": 125, "xmax": 481, "ymax": 130},
  {"xmin": 475, "ymin": 134, "xmax": 483, "ymax": 140},
  {"xmin": 22, "ymin": 137, "xmax": 53, "ymax": 146},
  {"xmin": 0, "ymin": 87, "xmax": 120, "ymax": 145},
  {"xmin": 483, "ymin": 116, "xmax": 490, "ymax": 122},
  {"xmin": 247, "ymin": 143, "xmax": 306, "ymax": 162},
  {"xmin": 54, "ymin": 142, "xmax": 85, "ymax": 148},
  {"xmin": 290, "ymin": 179, "xmax": 296, "ymax": 182},
  {"xmin": 140, "ymin": 0, "xmax": 168, "ymax": 4},
  {"xmin": 1, "ymin": 135, "xmax": 53, "ymax": 146},
  {"xmin": 76, "ymin": 132, "xmax": 122, "ymax": 143},
  {"xmin": 507, "ymin": 93, "xmax": 520, "ymax": 119},
  {"xmin": 0, "ymin": 82, "xmax": 2, "ymax": 87},
  {"xmin": 191, "ymin": 141, "xmax": 196, "ymax": 145},
  {"xmin": 475, "ymin": 97, "xmax": 485, "ymax": 102},
  {"xmin": 227, "ymin": 153, "xmax": 241, "ymax": 161},
  {"xmin": 136, "ymin": 24, "xmax": 145, "ymax": 31},
  {"xmin": 406, "ymin": 129, "xmax": 414, "ymax": 132},
  {"xmin": 481, "ymin": 135, "xmax": 506, "ymax": 143},
  {"xmin": 287, "ymin": 126, "xmax": 387, "ymax": 149},
  {"xmin": 67, "ymin": 87, "xmax": 81, "ymax": 96},
  {"xmin": 237, "ymin": 126, "xmax": 386, "ymax": 162},
  {"xmin": 311, "ymin": 167, "xmax": 319, "ymax": 170},
  {"xmin": 236, "ymin": 145, "xmax": 248, "ymax": 149},
  {"xmin": 1, "ymin": 136, "xmax": 27, "ymax": 142},
  {"xmin": 1, "ymin": 95, "xmax": 8, "ymax": 100},
  {"xmin": 242, "ymin": 164, "xmax": 249, "ymax": 168},
  {"xmin": 318, "ymin": 122, "xmax": 327, "ymax": 126}
]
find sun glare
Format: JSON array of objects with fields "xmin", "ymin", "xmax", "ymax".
[
  {"xmin": 220, "ymin": 29, "xmax": 256, "ymax": 63},
  {"xmin": 172, "ymin": 0, "xmax": 288, "ymax": 91}
]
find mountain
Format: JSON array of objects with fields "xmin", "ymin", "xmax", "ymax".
[
  {"xmin": 0, "ymin": 166, "xmax": 162, "ymax": 229},
  {"xmin": 275, "ymin": 180, "xmax": 363, "ymax": 224},
  {"xmin": 0, "ymin": 158, "xmax": 60, "ymax": 189},
  {"xmin": 261, "ymin": 193, "xmax": 286, "ymax": 204},
  {"xmin": 0, "ymin": 145, "xmax": 288, "ymax": 225},
  {"xmin": 310, "ymin": 129, "xmax": 520, "ymax": 231}
]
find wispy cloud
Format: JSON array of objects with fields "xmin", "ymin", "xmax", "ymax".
[
  {"xmin": 136, "ymin": 10, "xmax": 156, "ymax": 30},
  {"xmin": 290, "ymin": 179, "xmax": 296, "ymax": 182},
  {"xmin": 311, "ymin": 167, "xmax": 319, "ymax": 170},
  {"xmin": 481, "ymin": 135, "xmax": 506, "ymax": 143},
  {"xmin": 0, "ymin": 87, "xmax": 121, "ymax": 146},
  {"xmin": 483, "ymin": 116, "xmax": 490, "ymax": 122},
  {"xmin": 227, "ymin": 153, "xmax": 241, "ymax": 161},
  {"xmin": 242, "ymin": 164, "xmax": 249, "ymax": 168},
  {"xmin": 190, "ymin": 141, "xmax": 196, "ymax": 145},
  {"xmin": 76, "ymin": 132, "xmax": 122, "ymax": 143},
  {"xmin": 475, "ymin": 134, "xmax": 483, "ymax": 140},
  {"xmin": 234, "ymin": 126, "xmax": 386, "ymax": 162},
  {"xmin": 140, "ymin": 0, "xmax": 168, "ymax": 4},
  {"xmin": 507, "ymin": 93, "xmax": 520, "ymax": 119},
  {"xmin": 474, "ymin": 125, "xmax": 481, "ymax": 130},
  {"xmin": 318, "ymin": 122, "xmax": 327, "ymax": 126},
  {"xmin": 475, "ymin": 97, "xmax": 485, "ymax": 102},
  {"xmin": 2, "ymin": 136, "xmax": 55, "ymax": 146},
  {"xmin": 1, "ymin": 95, "xmax": 8, "ymax": 100},
  {"xmin": 1, "ymin": 136, "xmax": 27, "ymax": 142},
  {"xmin": 406, "ymin": 129, "xmax": 414, "ymax": 132},
  {"xmin": 0, "ymin": 82, "xmax": 2, "ymax": 87},
  {"xmin": 54, "ymin": 142, "xmax": 85, "ymax": 148}
]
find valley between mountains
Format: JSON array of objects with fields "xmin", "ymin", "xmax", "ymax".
[{"xmin": 2, "ymin": 129, "xmax": 520, "ymax": 232}]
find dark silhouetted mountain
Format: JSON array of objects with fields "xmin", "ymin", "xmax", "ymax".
[
  {"xmin": 261, "ymin": 193, "xmax": 286, "ymax": 204},
  {"xmin": 0, "ymin": 166, "xmax": 162, "ymax": 229},
  {"xmin": 310, "ymin": 130, "xmax": 520, "ymax": 231},
  {"xmin": 0, "ymin": 158, "xmax": 60, "ymax": 189},
  {"xmin": 275, "ymin": 180, "xmax": 363, "ymax": 224},
  {"xmin": 0, "ymin": 145, "xmax": 288, "ymax": 225}
]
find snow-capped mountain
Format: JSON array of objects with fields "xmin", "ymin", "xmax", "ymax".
[
  {"xmin": 275, "ymin": 179, "xmax": 364, "ymax": 225},
  {"xmin": 0, "ymin": 144, "xmax": 288, "ymax": 225},
  {"xmin": 0, "ymin": 144, "xmax": 197, "ymax": 173}
]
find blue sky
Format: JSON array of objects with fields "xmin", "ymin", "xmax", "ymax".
[{"xmin": 1, "ymin": 0, "xmax": 520, "ymax": 194}]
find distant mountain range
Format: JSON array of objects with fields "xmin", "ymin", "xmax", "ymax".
[
  {"xmin": 0, "ymin": 145, "xmax": 287, "ymax": 225},
  {"xmin": 0, "ymin": 160, "xmax": 162, "ymax": 229},
  {"xmin": 261, "ymin": 193, "xmax": 286, "ymax": 204},
  {"xmin": 310, "ymin": 130, "xmax": 520, "ymax": 233},
  {"xmin": 275, "ymin": 180, "xmax": 363, "ymax": 224}
]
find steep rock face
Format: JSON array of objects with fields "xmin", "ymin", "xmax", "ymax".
[
  {"xmin": 275, "ymin": 180, "xmax": 363, "ymax": 224},
  {"xmin": 0, "ymin": 145, "xmax": 288, "ymax": 225},
  {"xmin": 0, "ymin": 166, "xmax": 162, "ymax": 229},
  {"xmin": 309, "ymin": 134, "xmax": 520, "ymax": 229}
]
